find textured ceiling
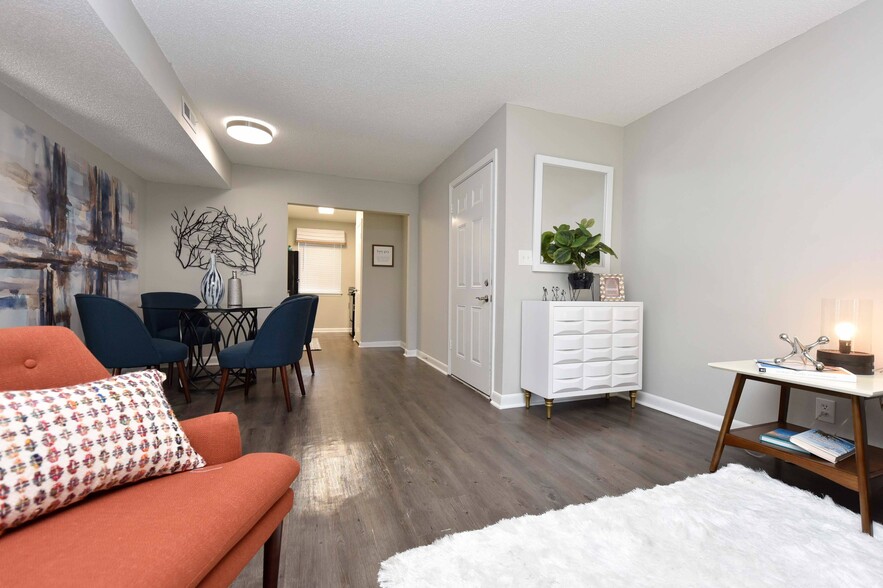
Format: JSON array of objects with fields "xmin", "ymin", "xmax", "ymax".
[
  {"xmin": 132, "ymin": 0, "xmax": 864, "ymax": 184},
  {"xmin": 0, "ymin": 0, "xmax": 227, "ymax": 188}
]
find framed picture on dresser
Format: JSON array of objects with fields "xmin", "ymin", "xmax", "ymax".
[{"xmin": 599, "ymin": 274, "xmax": 625, "ymax": 302}]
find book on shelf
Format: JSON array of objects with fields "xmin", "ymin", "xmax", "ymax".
[
  {"xmin": 790, "ymin": 429, "xmax": 856, "ymax": 463},
  {"xmin": 759, "ymin": 428, "xmax": 811, "ymax": 454},
  {"xmin": 755, "ymin": 359, "xmax": 856, "ymax": 383}
]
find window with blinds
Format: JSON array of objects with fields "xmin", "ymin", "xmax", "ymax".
[{"xmin": 297, "ymin": 228, "xmax": 345, "ymax": 295}]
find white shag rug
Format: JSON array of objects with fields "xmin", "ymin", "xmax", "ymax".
[{"xmin": 378, "ymin": 465, "xmax": 883, "ymax": 587}]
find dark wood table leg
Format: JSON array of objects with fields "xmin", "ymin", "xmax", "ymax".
[
  {"xmin": 709, "ymin": 373, "xmax": 746, "ymax": 472},
  {"xmin": 777, "ymin": 384, "xmax": 791, "ymax": 423},
  {"xmin": 851, "ymin": 396, "xmax": 873, "ymax": 535}
]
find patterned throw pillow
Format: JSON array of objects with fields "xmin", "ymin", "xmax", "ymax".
[{"xmin": 0, "ymin": 370, "xmax": 205, "ymax": 533}]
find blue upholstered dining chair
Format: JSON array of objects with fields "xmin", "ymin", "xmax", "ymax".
[
  {"xmin": 140, "ymin": 291, "xmax": 221, "ymax": 349},
  {"xmin": 74, "ymin": 294, "xmax": 191, "ymax": 402},
  {"xmin": 214, "ymin": 297, "xmax": 311, "ymax": 413},
  {"xmin": 281, "ymin": 294, "xmax": 319, "ymax": 375}
]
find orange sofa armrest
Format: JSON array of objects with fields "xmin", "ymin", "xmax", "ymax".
[{"xmin": 179, "ymin": 412, "xmax": 243, "ymax": 465}]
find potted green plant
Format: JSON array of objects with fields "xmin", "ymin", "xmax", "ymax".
[{"xmin": 540, "ymin": 218, "xmax": 617, "ymax": 290}]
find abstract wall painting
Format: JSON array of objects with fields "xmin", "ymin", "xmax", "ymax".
[{"xmin": 0, "ymin": 109, "xmax": 138, "ymax": 328}]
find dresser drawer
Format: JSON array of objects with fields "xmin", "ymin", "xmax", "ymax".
[
  {"xmin": 584, "ymin": 334, "xmax": 612, "ymax": 349},
  {"xmin": 553, "ymin": 307, "xmax": 584, "ymax": 322},
  {"xmin": 584, "ymin": 347, "xmax": 614, "ymax": 362},
  {"xmin": 613, "ymin": 359, "xmax": 639, "ymax": 375},
  {"xmin": 612, "ymin": 372, "xmax": 640, "ymax": 388},
  {"xmin": 552, "ymin": 349, "xmax": 584, "ymax": 364},
  {"xmin": 553, "ymin": 364, "xmax": 584, "ymax": 380},
  {"xmin": 613, "ymin": 306, "xmax": 640, "ymax": 321},
  {"xmin": 553, "ymin": 320, "xmax": 585, "ymax": 335},
  {"xmin": 552, "ymin": 378, "xmax": 584, "ymax": 393},
  {"xmin": 584, "ymin": 319, "xmax": 612, "ymax": 334},
  {"xmin": 553, "ymin": 335, "xmax": 583, "ymax": 351},
  {"xmin": 583, "ymin": 375, "xmax": 612, "ymax": 390},
  {"xmin": 613, "ymin": 332, "xmax": 639, "ymax": 349},
  {"xmin": 584, "ymin": 307, "xmax": 613, "ymax": 321},
  {"xmin": 583, "ymin": 361, "xmax": 611, "ymax": 377},
  {"xmin": 613, "ymin": 319, "xmax": 640, "ymax": 334},
  {"xmin": 612, "ymin": 345, "xmax": 640, "ymax": 361}
]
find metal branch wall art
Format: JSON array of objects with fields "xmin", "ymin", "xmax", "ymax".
[{"xmin": 171, "ymin": 206, "xmax": 267, "ymax": 273}]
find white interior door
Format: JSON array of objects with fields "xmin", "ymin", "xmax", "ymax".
[
  {"xmin": 449, "ymin": 161, "xmax": 493, "ymax": 395},
  {"xmin": 354, "ymin": 211, "xmax": 363, "ymax": 342}
]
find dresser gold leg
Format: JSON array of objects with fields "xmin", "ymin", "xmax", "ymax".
[
  {"xmin": 545, "ymin": 398, "xmax": 554, "ymax": 419},
  {"xmin": 524, "ymin": 391, "xmax": 531, "ymax": 409},
  {"xmin": 629, "ymin": 391, "xmax": 637, "ymax": 409}
]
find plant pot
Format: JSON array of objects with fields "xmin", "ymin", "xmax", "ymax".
[{"xmin": 568, "ymin": 271, "xmax": 594, "ymax": 290}]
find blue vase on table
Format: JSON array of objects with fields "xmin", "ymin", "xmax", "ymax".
[{"xmin": 201, "ymin": 253, "xmax": 224, "ymax": 307}]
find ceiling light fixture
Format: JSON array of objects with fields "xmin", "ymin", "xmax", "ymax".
[
  {"xmin": 318, "ymin": 207, "xmax": 335, "ymax": 215},
  {"xmin": 225, "ymin": 118, "xmax": 275, "ymax": 145}
]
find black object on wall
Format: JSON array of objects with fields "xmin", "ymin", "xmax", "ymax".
[{"xmin": 287, "ymin": 251, "xmax": 299, "ymax": 295}]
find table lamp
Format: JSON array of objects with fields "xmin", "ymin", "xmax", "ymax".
[{"xmin": 817, "ymin": 299, "xmax": 874, "ymax": 375}]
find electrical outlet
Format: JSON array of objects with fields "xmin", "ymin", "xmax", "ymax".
[
  {"xmin": 815, "ymin": 397, "xmax": 835, "ymax": 424},
  {"xmin": 518, "ymin": 250, "xmax": 532, "ymax": 266}
]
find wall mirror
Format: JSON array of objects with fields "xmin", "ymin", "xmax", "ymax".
[{"xmin": 532, "ymin": 154, "xmax": 614, "ymax": 273}]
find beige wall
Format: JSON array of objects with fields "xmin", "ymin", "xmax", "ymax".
[
  {"xmin": 361, "ymin": 212, "xmax": 406, "ymax": 344},
  {"xmin": 141, "ymin": 164, "xmax": 419, "ymax": 348},
  {"xmin": 622, "ymin": 0, "xmax": 883, "ymax": 442},
  {"xmin": 288, "ymin": 218, "xmax": 355, "ymax": 331}
]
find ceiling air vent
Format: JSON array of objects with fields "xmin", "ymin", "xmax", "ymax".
[{"xmin": 181, "ymin": 97, "xmax": 197, "ymax": 131}]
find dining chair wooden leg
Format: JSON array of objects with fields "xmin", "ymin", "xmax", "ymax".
[
  {"xmin": 244, "ymin": 369, "xmax": 251, "ymax": 398},
  {"xmin": 214, "ymin": 369, "xmax": 230, "ymax": 413},
  {"xmin": 279, "ymin": 365, "xmax": 293, "ymax": 412},
  {"xmin": 166, "ymin": 363, "xmax": 173, "ymax": 383},
  {"xmin": 112, "ymin": 368, "xmax": 122, "ymax": 376},
  {"xmin": 306, "ymin": 344, "xmax": 315, "ymax": 375},
  {"xmin": 272, "ymin": 366, "xmax": 277, "ymax": 383},
  {"xmin": 176, "ymin": 360, "xmax": 192, "ymax": 403},
  {"xmin": 294, "ymin": 362, "xmax": 306, "ymax": 396}
]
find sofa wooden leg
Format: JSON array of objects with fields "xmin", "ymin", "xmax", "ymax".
[
  {"xmin": 294, "ymin": 362, "xmax": 306, "ymax": 396},
  {"xmin": 279, "ymin": 365, "xmax": 293, "ymax": 412},
  {"xmin": 306, "ymin": 344, "xmax": 315, "ymax": 375},
  {"xmin": 176, "ymin": 361, "xmax": 192, "ymax": 403},
  {"xmin": 263, "ymin": 520, "xmax": 284, "ymax": 588},
  {"xmin": 272, "ymin": 366, "xmax": 277, "ymax": 383},
  {"xmin": 214, "ymin": 369, "xmax": 229, "ymax": 413}
]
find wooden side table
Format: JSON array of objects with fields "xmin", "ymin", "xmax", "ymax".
[{"xmin": 708, "ymin": 360, "xmax": 883, "ymax": 535}]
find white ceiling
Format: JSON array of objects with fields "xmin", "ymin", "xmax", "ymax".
[
  {"xmin": 132, "ymin": 0, "xmax": 864, "ymax": 184},
  {"xmin": 0, "ymin": 0, "xmax": 227, "ymax": 188},
  {"xmin": 288, "ymin": 205, "xmax": 358, "ymax": 223}
]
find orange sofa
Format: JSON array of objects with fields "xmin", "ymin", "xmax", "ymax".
[{"xmin": 0, "ymin": 326, "xmax": 300, "ymax": 587}]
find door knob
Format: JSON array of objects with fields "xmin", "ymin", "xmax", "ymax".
[{"xmin": 475, "ymin": 295, "xmax": 490, "ymax": 303}]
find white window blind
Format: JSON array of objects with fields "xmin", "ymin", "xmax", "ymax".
[
  {"xmin": 296, "ymin": 228, "xmax": 346, "ymax": 245},
  {"xmin": 298, "ymin": 242, "xmax": 342, "ymax": 294}
]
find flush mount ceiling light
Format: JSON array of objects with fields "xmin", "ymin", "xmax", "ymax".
[
  {"xmin": 225, "ymin": 117, "xmax": 275, "ymax": 145},
  {"xmin": 318, "ymin": 207, "xmax": 335, "ymax": 215}
]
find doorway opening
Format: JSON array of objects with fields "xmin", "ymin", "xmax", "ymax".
[{"xmin": 287, "ymin": 204, "xmax": 407, "ymax": 349}]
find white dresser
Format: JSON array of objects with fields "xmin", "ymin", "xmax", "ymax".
[{"xmin": 521, "ymin": 301, "xmax": 643, "ymax": 418}]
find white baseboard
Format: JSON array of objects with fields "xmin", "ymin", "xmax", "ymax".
[
  {"xmin": 402, "ymin": 348, "xmax": 417, "ymax": 358},
  {"xmin": 636, "ymin": 391, "xmax": 750, "ymax": 430},
  {"xmin": 314, "ymin": 327, "xmax": 350, "ymax": 333},
  {"xmin": 359, "ymin": 340, "xmax": 404, "ymax": 348},
  {"xmin": 417, "ymin": 351, "xmax": 449, "ymax": 375},
  {"xmin": 491, "ymin": 391, "xmax": 604, "ymax": 410}
]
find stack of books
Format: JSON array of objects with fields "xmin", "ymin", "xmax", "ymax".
[
  {"xmin": 755, "ymin": 359, "xmax": 856, "ymax": 382},
  {"xmin": 791, "ymin": 429, "xmax": 856, "ymax": 463},
  {"xmin": 759, "ymin": 428, "xmax": 811, "ymax": 454}
]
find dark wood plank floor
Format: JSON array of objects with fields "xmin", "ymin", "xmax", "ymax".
[{"xmin": 168, "ymin": 334, "xmax": 883, "ymax": 587}]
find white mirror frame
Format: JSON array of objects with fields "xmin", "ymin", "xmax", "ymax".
[{"xmin": 532, "ymin": 155, "xmax": 614, "ymax": 274}]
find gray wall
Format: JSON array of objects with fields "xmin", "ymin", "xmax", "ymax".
[
  {"xmin": 141, "ymin": 164, "xmax": 419, "ymax": 348},
  {"xmin": 622, "ymin": 0, "xmax": 883, "ymax": 442},
  {"xmin": 418, "ymin": 105, "xmax": 507, "ymax": 380},
  {"xmin": 361, "ymin": 212, "xmax": 406, "ymax": 344},
  {"xmin": 288, "ymin": 218, "xmax": 356, "ymax": 331},
  {"xmin": 499, "ymin": 105, "xmax": 624, "ymax": 404}
]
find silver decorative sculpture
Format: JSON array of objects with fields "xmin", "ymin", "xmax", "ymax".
[
  {"xmin": 542, "ymin": 287, "xmax": 548, "ymax": 301},
  {"xmin": 774, "ymin": 333, "xmax": 829, "ymax": 370}
]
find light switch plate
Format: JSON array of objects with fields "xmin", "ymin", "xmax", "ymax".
[{"xmin": 518, "ymin": 250, "xmax": 532, "ymax": 266}]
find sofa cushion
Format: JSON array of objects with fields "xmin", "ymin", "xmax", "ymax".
[
  {"xmin": 0, "ymin": 370, "xmax": 205, "ymax": 533},
  {"xmin": 0, "ymin": 452, "xmax": 300, "ymax": 587}
]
